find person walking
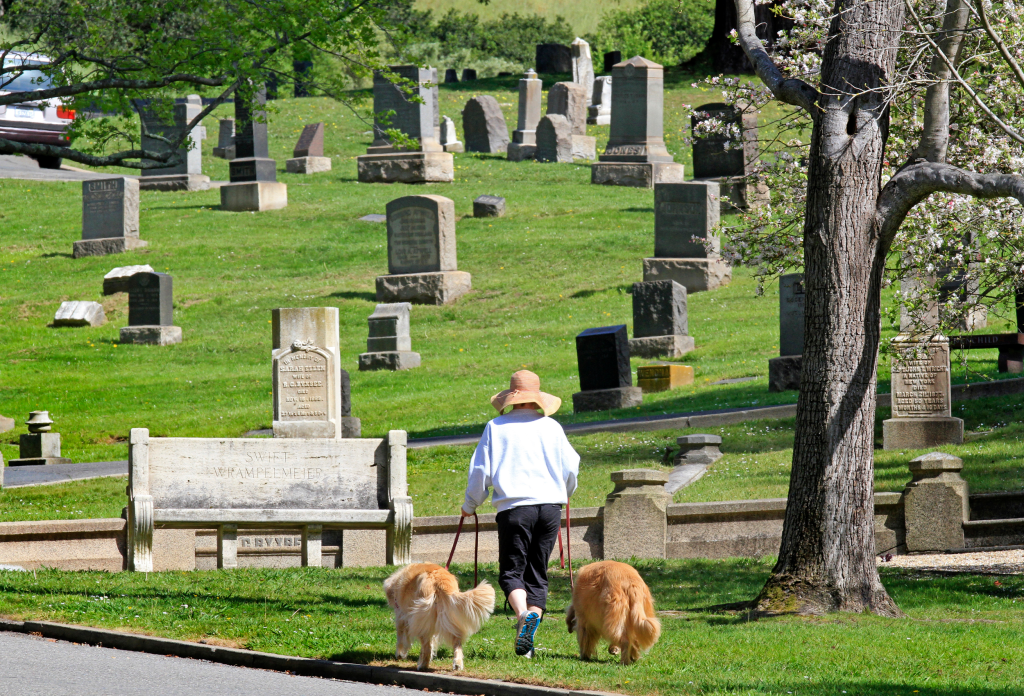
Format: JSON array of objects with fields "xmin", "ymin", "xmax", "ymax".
[{"xmin": 461, "ymin": 370, "xmax": 580, "ymax": 658}]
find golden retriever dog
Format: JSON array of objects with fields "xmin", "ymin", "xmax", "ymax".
[
  {"xmin": 383, "ymin": 563, "xmax": 495, "ymax": 671},
  {"xmin": 565, "ymin": 560, "xmax": 661, "ymax": 665}
]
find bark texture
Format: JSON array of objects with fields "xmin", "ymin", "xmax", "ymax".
[
  {"xmin": 693, "ymin": 0, "xmax": 794, "ymax": 73},
  {"xmin": 753, "ymin": 0, "xmax": 906, "ymax": 617}
]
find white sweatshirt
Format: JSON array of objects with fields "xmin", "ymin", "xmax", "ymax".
[{"xmin": 462, "ymin": 409, "xmax": 580, "ymax": 514}]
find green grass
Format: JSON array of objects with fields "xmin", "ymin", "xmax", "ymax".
[
  {"xmin": 2, "ymin": 560, "xmax": 1023, "ymax": 695},
  {"xmin": 412, "ymin": 0, "xmax": 645, "ymax": 37}
]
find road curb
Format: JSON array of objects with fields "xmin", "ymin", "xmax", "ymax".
[{"xmin": 0, "ymin": 618, "xmax": 618, "ymax": 696}]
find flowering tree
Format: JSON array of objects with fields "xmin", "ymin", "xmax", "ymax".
[
  {"xmin": 0, "ymin": 0, "xmax": 395, "ymax": 169},
  {"xmin": 717, "ymin": 0, "xmax": 1024, "ymax": 615}
]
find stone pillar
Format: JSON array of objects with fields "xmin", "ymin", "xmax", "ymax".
[
  {"xmin": 903, "ymin": 452, "xmax": 969, "ymax": 552},
  {"xmin": 603, "ymin": 469, "xmax": 670, "ymax": 559},
  {"xmin": 508, "ymin": 70, "xmax": 542, "ymax": 161}
]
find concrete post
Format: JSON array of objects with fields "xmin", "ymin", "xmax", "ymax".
[
  {"xmin": 603, "ymin": 469, "xmax": 670, "ymax": 559},
  {"xmin": 903, "ymin": 452, "xmax": 970, "ymax": 552}
]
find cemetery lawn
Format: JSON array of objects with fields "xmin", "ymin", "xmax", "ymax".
[
  {"xmin": 6, "ymin": 390, "xmax": 1024, "ymax": 522},
  {"xmin": 2, "ymin": 559, "xmax": 1023, "ymax": 695}
]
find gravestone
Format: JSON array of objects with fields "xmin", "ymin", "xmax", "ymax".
[
  {"xmin": 431, "ymin": 67, "xmax": 440, "ymax": 142},
  {"xmin": 536, "ymin": 43, "xmax": 572, "ymax": 74},
  {"xmin": 52, "ymin": 301, "xmax": 106, "ymax": 327},
  {"xmin": 139, "ymin": 94, "xmax": 210, "ymax": 191},
  {"xmin": 8, "ymin": 411, "xmax": 71, "ymax": 466},
  {"xmin": 547, "ymin": 82, "xmax": 587, "ymax": 135},
  {"xmin": 903, "ymin": 452, "xmax": 970, "ymax": 552},
  {"xmin": 592, "ymin": 56, "xmax": 685, "ymax": 188},
  {"xmin": 461, "ymin": 69, "xmax": 477, "ymax": 81},
  {"xmin": 359, "ymin": 303, "xmax": 421, "ymax": 371},
  {"xmin": 286, "ymin": 122, "xmax": 331, "ymax": 174},
  {"xmin": 536, "ymin": 114, "xmax": 573, "ymax": 163},
  {"xmin": 637, "ymin": 364, "xmax": 693, "ymax": 392},
  {"xmin": 357, "ymin": 66, "xmax": 453, "ymax": 184},
  {"xmin": 882, "ymin": 337, "xmax": 964, "ymax": 449},
  {"xmin": 643, "ymin": 180, "xmax": 731, "ymax": 293},
  {"xmin": 473, "ymin": 195, "xmax": 505, "ymax": 218},
  {"xmin": 768, "ymin": 273, "xmax": 805, "ymax": 392},
  {"xmin": 462, "ymin": 96, "xmax": 509, "ymax": 154},
  {"xmin": 628, "ymin": 280, "xmax": 694, "ymax": 358},
  {"xmin": 272, "ymin": 306, "xmax": 358, "ymax": 439},
  {"xmin": 222, "ymin": 84, "xmax": 288, "ymax": 212},
  {"xmin": 603, "ymin": 469, "xmax": 670, "ymax": 559},
  {"xmin": 572, "ymin": 325, "xmax": 642, "ymax": 412},
  {"xmin": 444, "ymin": 68, "xmax": 459, "ymax": 83},
  {"xmin": 73, "ymin": 178, "xmax": 147, "ymax": 258},
  {"xmin": 571, "ymin": 38, "xmax": 594, "ymax": 105},
  {"xmin": 665, "ymin": 434, "xmax": 720, "ymax": 493},
  {"xmin": 440, "ymin": 116, "xmax": 463, "ymax": 152},
  {"xmin": 103, "ymin": 265, "xmax": 154, "ymax": 294},
  {"xmin": 587, "ymin": 76, "xmax": 612, "ymax": 126},
  {"xmin": 293, "ymin": 59, "xmax": 313, "ymax": 97},
  {"xmin": 213, "ymin": 118, "xmax": 235, "ymax": 159},
  {"xmin": 603, "ymin": 51, "xmax": 622, "ymax": 74},
  {"xmin": 508, "ymin": 70, "xmax": 543, "ymax": 161},
  {"xmin": 691, "ymin": 102, "xmax": 766, "ymax": 211},
  {"xmin": 939, "ymin": 264, "xmax": 987, "ymax": 331},
  {"xmin": 375, "ymin": 195, "xmax": 472, "ymax": 305},
  {"xmin": 120, "ymin": 271, "xmax": 182, "ymax": 345}
]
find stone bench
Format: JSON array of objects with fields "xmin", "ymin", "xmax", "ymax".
[{"xmin": 125, "ymin": 428, "xmax": 412, "ymax": 571}]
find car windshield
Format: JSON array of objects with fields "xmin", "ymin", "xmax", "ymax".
[{"xmin": 1, "ymin": 67, "xmax": 53, "ymax": 93}]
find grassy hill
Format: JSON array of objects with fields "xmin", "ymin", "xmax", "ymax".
[{"xmin": 413, "ymin": 0, "xmax": 646, "ymax": 36}]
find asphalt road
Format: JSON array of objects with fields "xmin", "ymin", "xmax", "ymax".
[
  {"xmin": 0, "ymin": 154, "xmax": 123, "ymax": 181},
  {"xmin": 0, "ymin": 632, "xmax": 415, "ymax": 696},
  {"xmin": 1, "ymin": 460, "xmax": 127, "ymax": 488}
]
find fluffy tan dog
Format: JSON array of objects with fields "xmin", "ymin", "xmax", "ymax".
[
  {"xmin": 383, "ymin": 563, "xmax": 495, "ymax": 671},
  {"xmin": 565, "ymin": 561, "xmax": 661, "ymax": 665}
]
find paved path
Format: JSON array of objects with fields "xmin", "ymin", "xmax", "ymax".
[
  {"xmin": 1, "ymin": 460, "xmax": 127, "ymax": 488},
  {"xmin": 0, "ymin": 154, "xmax": 125, "ymax": 182},
  {"xmin": 0, "ymin": 632, "xmax": 413, "ymax": 696}
]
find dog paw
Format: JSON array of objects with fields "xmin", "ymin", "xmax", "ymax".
[
  {"xmin": 609, "ymin": 645, "xmax": 621, "ymax": 655},
  {"xmin": 452, "ymin": 660, "xmax": 464, "ymax": 671}
]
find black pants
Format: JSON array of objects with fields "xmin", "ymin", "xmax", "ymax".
[{"xmin": 495, "ymin": 504, "xmax": 561, "ymax": 612}]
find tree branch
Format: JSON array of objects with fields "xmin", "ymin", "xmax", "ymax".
[
  {"xmin": 877, "ymin": 162, "xmax": 1024, "ymax": 245},
  {"xmin": 0, "ymin": 73, "xmax": 227, "ymax": 107},
  {"xmin": 973, "ymin": 0, "xmax": 1024, "ymax": 92},
  {"xmin": 0, "ymin": 136, "xmax": 201, "ymax": 169},
  {"xmin": 910, "ymin": 0, "xmax": 970, "ymax": 163},
  {"xmin": 732, "ymin": 0, "xmax": 820, "ymax": 114}
]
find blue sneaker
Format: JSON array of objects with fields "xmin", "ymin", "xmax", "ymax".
[{"xmin": 515, "ymin": 612, "xmax": 542, "ymax": 657}]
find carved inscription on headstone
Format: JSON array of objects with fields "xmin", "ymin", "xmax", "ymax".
[
  {"xmin": 388, "ymin": 207, "xmax": 439, "ymax": 271},
  {"xmin": 779, "ymin": 273, "xmax": 805, "ymax": 357},
  {"xmin": 891, "ymin": 341, "xmax": 952, "ymax": 418},
  {"xmin": 82, "ymin": 178, "xmax": 138, "ymax": 240},
  {"xmin": 275, "ymin": 343, "xmax": 331, "ymax": 422},
  {"xmin": 127, "ymin": 272, "xmax": 173, "ymax": 326}
]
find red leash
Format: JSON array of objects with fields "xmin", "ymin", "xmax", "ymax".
[
  {"xmin": 557, "ymin": 502, "xmax": 574, "ymax": 590},
  {"xmin": 445, "ymin": 512, "xmax": 479, "ymax": 586}
]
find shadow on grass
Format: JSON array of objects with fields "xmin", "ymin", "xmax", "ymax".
[
  {"xmin": 41, "ymin": 252, "xmax": 73, "ymax": 259},
  {"xmin": 621, "ymin": 207, "xmax": 654, "ymax": 214},
  {"xmin": 329, "ymin": 290, "xmax": 377, "ymax": 302}
]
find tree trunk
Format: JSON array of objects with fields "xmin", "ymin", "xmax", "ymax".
[
  {"xmin": 754, "ymin": 0, "xmax": 906, "ymax": 617},
  {"xmin": 695, "ymin": 0, "xmax": 794, "ymax": 73}
]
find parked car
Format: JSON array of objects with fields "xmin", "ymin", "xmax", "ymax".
[{"xmin": 0, "ymin": 52, "xmax": 74, "ymax": 169}]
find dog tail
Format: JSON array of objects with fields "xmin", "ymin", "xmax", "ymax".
[
  {"xmin": 440, "ymin": 581, "xmax": 496, "ymax": 637},
  {"xmin": 565, "ymin": 601, "xmax": 576, "ymax": 634},
  {"xmin": 628, "ymin": 583, "xmax": 661, "ymax": 651}
]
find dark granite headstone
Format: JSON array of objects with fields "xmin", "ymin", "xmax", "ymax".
[
  {"xmin": 137, "ymin": 98, "xmax": 203, "ymax": 176},
  {"xmin": 230, "ymin": 84, "xmax": 277, "ymax": 182},
  {"xmin": 82, "ymin": 178, "xmax": 139, "ymax": 240},
  {"xmin": 691, "ymin": 102, "xmax": 758, "ymax": 179},
  {"xmin": 293, "ymin": 59, "xmax": 313, "ymax": 98},
  {"xmin": 536, "ymin": 43, "xmax": 572, "ymax": 74},
  {"xmin": 293, "ymin": 122, "xmax": 325, "ymax": 158},
  {"xmin": 473, "ymin": 195, "xmax": 505, "ymax": 218},
  {"xmin": 632, "ymin": 280, "xmax": 687, "ymax": 338},
  {"xmin": 461, "ymin": 69, "xmax": 477, "ymax": 81},
  {"xmin": 779, "ymin": 273, "xmax": 805, "ymax": 356},
  {"xmin": 371, "ymin": 66, "xmax": 435, "ymax": 148},
  {"xmin": 127, "ymin": 272, "xmax": 173, "ymax": 326},
  {"xmin": 444, "ymin": 69, "xmax": 459, "ymax": 83},
  {"xmin": 654, "ymin": 181, "xmax": 721, "ymax": 258},
  {"xmin": 603, "ymin": 51, "xmax": 622, "ymax": 74},
  {"xmin": 576, "ymin": 325, "xmax": 632, "ymax": 391}
]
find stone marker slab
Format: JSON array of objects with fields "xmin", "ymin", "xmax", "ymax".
[
  {"xmin": 138, "ymin": 96, "xmax": 209, "ymax": 190},
  {"xmin": 547, "ymin": 82, "xmax": 587, "ymax": 135},
  {"xmin": 444, "ymin": 68, "xmax": 459, "ymax": 84},
  {"xmin": 359, "ymin": 303, "xmax": 420, "ymax": 371},
  {"xmin": 571, "ymin": 38, "xmax": 594, "ymax": 105},
  {"xmin": 536, "ymin": 114, "xmax": 573, "ymax": 163},
  {"xmin": 603, "ymin": 51, "xmax": 622, "ymax": 73},
  {"xmin": 359, "ymin": 214, "xmax": 386, "ymax": 223},
  {"xmin": 127, "ymin": 272, "xmax": 173, "ymax": 326},
  {"xmin": 81, "ymin": 178, "xmax": 139, "ymax": 241},
  {"xmin": 576, "ymin": 324, "xmax": 632, "ymax": 392},
  {"xmin": 286, "ymin": 156, "xmax": 331, "ymax": 174},
  {"xmin": 385, "ymin": 195, "xmax": 457, "ymax": 275},
  {"xmin": 213, "ymin": 118, "xmax": 235, "ymax": 159},
  {"xmin": 588, "ymin": 76, "xmax": 612, "ymax": 125},
  {"xmin": 293, "ymin": 122, "xmax": 325, "ymax": 158},
  {"xmin": 462, "ymin": 96, "xmax": 510, "ymax": 153},
  {"xmin": 367, "ymin": 66, "xmax": 440, "ymax": 153},
  {"xmin": 221, "ymin": 182, "xmax": 288, "ymax": 212},
  {"xmin": 637, "ymin": 364, "xmax": 693, "ymax": 392},
  {"xmin": 883, "ymin": 338, "xmax": 963, "ymax": 449},
  {"xmin": 103, "ymin": 265, "xmax": 154, "ymax": 294},
  {"xmin": 52, "ymin": 301, "xmax": 106, "ymax": 327},
  {"xmin": 375, "ymin": 271, "xmax": 471, "ymax": 305},
  {"xmin": 357, "ymin": 151, "xmax": 453, "ymax": 184},
  {"xmin": 654, "ymin": 181, "xmax": 721, "ymax": 258},
  {"xmin": 779, "ymin": 273, "xmax": 805, "ymax": 356},
  {"xmin": 536, "ymin": 43, "xmax": 572, "ymax": 74},
  {"xmin": 632, "ymin": 279, "xmax": 688, "ymax": 338},
  {"xmin": 473, "ymin": 195, "xmax": 505, "ymax": 218}
]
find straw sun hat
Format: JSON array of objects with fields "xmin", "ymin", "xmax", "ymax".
[{"xmin": 490, "ymin": 370, "xmax": 562, "ymax": 416}]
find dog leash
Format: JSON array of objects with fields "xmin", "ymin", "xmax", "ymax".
[
  {"xmin": 556, "ymin": 501, "xmax": 574, "ymax": 590},
  {"xmin": 445, "ymin": 512, "xmax": 479, "ymax": 586}
]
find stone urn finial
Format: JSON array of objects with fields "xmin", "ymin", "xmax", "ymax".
[{"xmin": 25, "ymin": 411, "xmax": 53, "ymax": 433}]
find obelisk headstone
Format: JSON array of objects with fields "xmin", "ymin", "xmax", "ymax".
[
  {"xmin": 592, "ymin": 56, "xmax": 685, "ymax": 188},
  {"xmin": 73, "ymin": 178, "xmax": 147, "ymax": 258},
  {"xmin": 508, "ymin": 70, "xmax": 543, "ymax": 161},
  {"xmin": 221, "ymin": 84, "xmax": 288, "ymax": 212}
]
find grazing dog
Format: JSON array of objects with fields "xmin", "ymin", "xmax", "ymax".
[
  {"xmin": 565, "ymin": 561, "xmax": 661, "ymax": 665},
  {"xmin": 384, "ymin": 563, "xmax": 495, "ymax": 671}
]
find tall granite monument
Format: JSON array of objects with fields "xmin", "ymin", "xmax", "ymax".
[
  {"xmin": 139, "ymin": 94, "xmax": 210, "ymax": 191},
  {"xmin": 221, "ymin": 84, "xmax": 288, "ymax": 212},
  {"xmin": 73, "ymin": 178, "xmax": 147, "ymax": 258},
  {"xmin": 591, "ymin": 56, "xmax": 685, "ymax": 188},
  {"xmin": 375, "ymin": 195, "xmax": 471, "ymax": 305},
  {"xmin": 507, "ymin": 70, "xmax": 543, "ymax": 161},
  {"xmin": 357, "ymin": 66, "xmax": 453, "ymax": 183},
  {"xmin": 642, "ymin": 180, "xmax": 731, "ymax": 292}
]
